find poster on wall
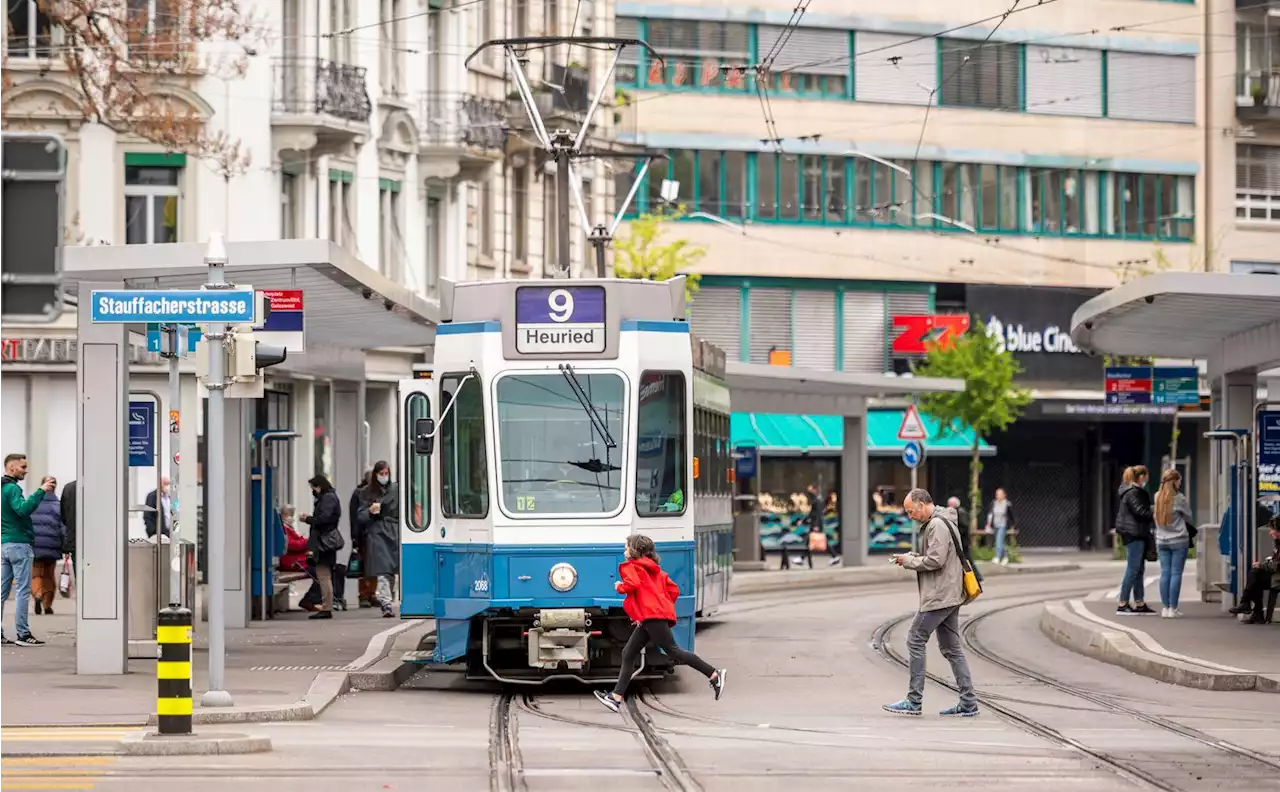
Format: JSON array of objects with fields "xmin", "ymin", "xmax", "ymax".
[
  {"xmin": 758, "ymin": 490, "xmax": 840, "ymax": 552},
  {"xmin": 1259, "ymin": 411, "xmax": 1280, "ymax": 513}
]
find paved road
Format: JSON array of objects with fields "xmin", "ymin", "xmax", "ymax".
[{"xmin": 8, "ymin": 565, "xmax": 1278, "ymax": 791}]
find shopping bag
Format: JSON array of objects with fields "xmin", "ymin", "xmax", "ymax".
[
  {"xmin": 58, "ymin": 555, "xmax": 73, "ymax": 598},
  {"xmin": 808, "ymin": 531, "xmax": 828, "ymax": 552}
]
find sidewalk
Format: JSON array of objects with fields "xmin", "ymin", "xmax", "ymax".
[
  {"xmin": 1, "ymin": 596, "xmax": 430, "ymax": 726},
  {"xmin": 731, "ymin": 553, "xmax": 1092, "ymax": 596},
  {"xmin": 1041, "ymin": 571, "xmax": 1280, "ymax": 692}
]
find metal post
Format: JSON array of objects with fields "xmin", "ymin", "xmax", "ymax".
[
  {"xmin": 554, "ymin": 142, "xmax": 572, "ymax": 278},
  {"xmin": 156, "ymin": 605, "xmax": 193, "ymax": 734},
  {"xmin": 201, "ymin": 235, "xmax": 234, "ymax": 709},
  {"xmin": 590, "ymin": 227, "xmax": 608, "ymax": 278},
  {"xmin": 910, "ymin": 465, "xmax": 919, "ymax": 554},
  {"xmin": 166, "ymin": 326, "xmax": 182, "ymax": 606}
]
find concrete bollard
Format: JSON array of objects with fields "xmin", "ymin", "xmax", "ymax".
[{"xmin": 156, "ymin": 606, "xmax": 194, "ymax": 735}]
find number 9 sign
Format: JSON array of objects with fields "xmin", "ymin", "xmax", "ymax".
[{"xmin": 548, "ymin": 289, "xmax": 575, "ymax": 323}]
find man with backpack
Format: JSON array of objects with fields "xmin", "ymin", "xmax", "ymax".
[{"xmin": 883, "ymin": 488, "xmax": 979, "ymax": 718}]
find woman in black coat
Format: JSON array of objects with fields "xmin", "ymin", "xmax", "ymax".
[
  {"xmin": 300, "ymin": 475, "xmax": 344, "ymax": 619},
  {"xmin": 356, "ymin": 460, "xmax": 400, "ymax": 618},
  {"xmin": 1115, "ymin": 465, "xmax": 1156, "ymax": 615}
]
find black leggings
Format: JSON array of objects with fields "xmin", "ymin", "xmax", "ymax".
[{"xmin": 613, "ymin": 619, "xmax": 715, "ymax": 697}]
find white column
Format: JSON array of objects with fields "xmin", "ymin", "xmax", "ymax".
[
  {"xmin": 293, "ymin": 380, "xmax": 316, "ymax": 510},
  {"xmin": 222, "ymin": 398, "xmax": 252, "ymax": 629},
  {"xmin": 77, "ymin": 124, "xmax": 118, "ymax": 245},
  {"xmin": 841, "ymin": 413, "xmax": 869, "ymax": 568},
  {"xmin": 26, "ymin": 377, "xmax": 51, "ymax": 490},
  {"xmin": 367, "ymin": 385, "xmax": 395, "ymax": 470},
  {"xmin": 76, "ymin": 281, "xmax": 130, "ymax": 674},
  {"xmin": 180, "ymin": 372, "xmax": 200, "ymax": 603},
  {"xmin": 333, "ymin": 384, "xmax": 362, "ymax": 567}
]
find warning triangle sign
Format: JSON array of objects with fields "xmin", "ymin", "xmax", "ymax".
[{"xmin": 897, "ymin": 404, "xmax": 928, "ymax": 441}]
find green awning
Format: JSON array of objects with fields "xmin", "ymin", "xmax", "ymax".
[{"xmin": 730, "ymin": 411, "xmax": 995, "ymax": 457}]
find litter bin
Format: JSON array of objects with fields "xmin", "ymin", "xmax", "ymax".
[
  {"xmin": 1197, "ymin": 523, "xmax": 1222, "ymax": 603},
  {"xmin": 127, "ymin": 539, "xmax": 196, "ymax": 641}
]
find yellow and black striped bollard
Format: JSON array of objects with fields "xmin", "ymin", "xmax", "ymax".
[{"xmin": 156, "ymin": 606, "xmax": 194, "ymax": 735}]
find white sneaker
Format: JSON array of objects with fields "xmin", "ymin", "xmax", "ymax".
[
  {"xmin": 1161, "ymin": 607, "xmax": 1171, "ymax": 618},
  {"xmin": 1000, "ymin": 557, "xmax": 1010, "ymax": 566},
  {"xmin": 1171, "ymin": 609, "xmax": 1184, "ymax": 619}
]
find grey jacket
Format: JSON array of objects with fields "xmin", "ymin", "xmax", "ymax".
[
  {"xmin": 900, "ymin": 506, "xmax": 967, "ymax": 612},
  {"xmin": 1155, "ymin": 492, "xmax": 1193, "ymax": 547}
]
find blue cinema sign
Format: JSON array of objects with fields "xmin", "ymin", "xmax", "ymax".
[{"xmin": 90, "ymin": 289, "xmax": 256, "ymax": 324}]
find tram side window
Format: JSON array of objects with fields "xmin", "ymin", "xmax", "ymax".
[
  {"xmin": 718, "ymin": 412, "xmax": 730, "ymax": 495},
  {"xmin": 636, "ymin": 372, "xmax": 687, "ymax": 516},
  {"xmin": 694, "ymin": 408, "xmax": 705, "ymax": 496},
  {"xmin": 405, "ymin": 392, "xmax": 430, "ymax": 531},
  {"xmin": 441, "ymin": 373, "xmax": 489, "ymax": 518}
]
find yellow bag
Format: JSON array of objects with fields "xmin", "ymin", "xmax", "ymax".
[{"xmin": 942, "ymin": 516, "xmax": 983, "ymax": 603}]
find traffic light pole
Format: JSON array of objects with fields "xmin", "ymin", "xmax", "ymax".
[
  {"xmin": 200, "ymin": 235, "xmax": 233, "ymax": 709},
  {"xmin": 164, "ymin": 325, "xmax": 184, "ymax": 608}
]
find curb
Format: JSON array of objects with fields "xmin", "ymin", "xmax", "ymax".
[
  {"xmin": 732, "ymin": 562, "xmax": 1081, "ymax": 596},
  {"xmin": 1039, "ymin": 600, "xmax": 1259, "ymax": 692},
  {"xmin": 120, "ymin": 731, "xmax": 272, "ymax": 756}
]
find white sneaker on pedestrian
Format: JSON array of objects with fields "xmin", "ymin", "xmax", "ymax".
[
  {"xmin": 1160, "ymin": 607, "xmax": 1171, "ymax": 618},
  {"xmin": 1171, "ymin": 609, "xmax": 1183, "ymax": 618},
  {"xmin": 999, "ymin": 557, "xmax": 1010, "ymax": 566}
]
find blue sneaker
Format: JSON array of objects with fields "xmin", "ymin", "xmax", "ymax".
[
  {"xmin": 882, "ymin": 699, "xmax": 922, "ymax": 716},
  {"xmin": 940, "ymin": 703, "xmax": 979, "ymax": 717}
]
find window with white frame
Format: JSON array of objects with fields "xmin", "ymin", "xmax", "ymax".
[
  {"xmin": 479, "ymin": 0, "xmax": 494, "ymax": 66},
  {"xmin": 328, "ymin": 0, "xmax": 354, "ymax": 62},
  {"xmin": 543, "ymin": 172, "xmax": 558, "ymax": 274},
  {"xmin": 6, "ymin": 0, "xmax": 54, "ymax": 58},
  {"xmin": 513, "ymin": 166, "xmax": 529, "ymax": 262},
  {"xmin": 379, "ymin": 179, "xmax": 403, "ymax": 278},
  {"xmin": 124, "ymin": 163, "xmax": 182, "ymax": 244},
  {"xmin": 328, "ymin": 171, "xmax": 355, "ymax": 251},
  {"xmin": 280, "ymin": 171, "xmax": 300, "ymax": 239},
  {"xmin": 124, "ymin": 0, "xmax": 187, "ymax": 59},
  {"xmin": 479, "ymin": 177, "xmax": 494, "ymax": 257},
  {"xmin": 380, "ymin": 0, "xmax": 405, "ymax": 96},
  {"xmin": 425, "ymin": 195, "xmax": 442, "ymax": 295},
  {"xmin": 1237, "ymin": 143, "xmax": 1280, "ymax": 222}
]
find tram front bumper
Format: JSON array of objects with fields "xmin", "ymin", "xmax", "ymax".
[{"xmin": 526, "ymin": 608, "xmax": 592, "ymax": 670}]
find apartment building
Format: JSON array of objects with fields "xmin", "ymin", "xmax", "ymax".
[
  {"xmin": 607, "ymin": 0, "xmax": 1210, "ymax": 551},
  {"xmin": 1226, "ymin": 0, "xmax": 1280, "ymax": 275}
]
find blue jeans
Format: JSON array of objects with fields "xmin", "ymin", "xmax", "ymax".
[
  {"xmin": 1120, "ymin": 538, "xmax": 1147, "ymax": 604},
  {"xmin": 1, "ymin": 543, "xmax": 34, "ymax": 638},
  {"xmin": 1158, "ymin": 544, "xmax": 1189, "ymax": 609},
  {"xmin": 993, "ymin": 523, "xmax": 1009, "ymax": 561}
]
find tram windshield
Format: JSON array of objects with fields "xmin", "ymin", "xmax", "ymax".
[{"xmin": 495, "ymin": 372, "xmax": 626, "ymax": 516}]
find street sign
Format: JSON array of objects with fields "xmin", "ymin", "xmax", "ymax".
[
  {"xmin": 902, "ymin": 440, "xmax": 925, "ymax": 469},
  {"xmin": 255, "ymin": 289, "xmax": 305, "ymax": 352},
  {"xmin": 1259, "ymin": 411, "xmax": 1280, "ymax": 502},
  {"xmin": 129, "ymin": 401, "xmax": 156, "ymax": 467},
  {"xmin": 733, "ymin": 446, "xmax": 758, "ymax": 479},
  {"xmin": 2, "ymin": 132, "xmax": 67, "ymax": 323},
  {"xmin": 1105, "ymin": 366, "xmax": 1153, "ymax": 405},
  {"xmin": 146, "ymin": 323, "xmax": 202, "ymax": 354},
  {"xmin": 90, "ymin": 288, "xmax": 256, "ymax": 324},
  {"xmin": 1106, "ymin": 366, "xmax": 1199, "ymax": 406},
  {"xmin": 515, "ymin": 285, "xmax": 606, "ymax": 354},
  {"xmin": 897, "ymin": 404, "xmax": 928, "ymax": 441}
]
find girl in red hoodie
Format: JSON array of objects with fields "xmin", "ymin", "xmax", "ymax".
[{"xmin": 594, "ymin": 535, "xmax": 726, "ymax": 713}]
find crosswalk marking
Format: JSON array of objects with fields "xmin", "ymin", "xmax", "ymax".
[{"xmin": 1, "ymin": 756, "xmax": 115, "ymax": 791}]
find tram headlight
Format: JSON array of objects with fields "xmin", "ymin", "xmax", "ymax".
[{"xmin": 549, "ymin": 563, "xmax": 578, "ymax": 592}]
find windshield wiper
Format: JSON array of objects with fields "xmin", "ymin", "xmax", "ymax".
[
  {"xmin": 568, "ymin": 458, "xmax": 621, "ymax": 474},
  {"xmin": 558, "ymin": 364, "xmax": 617, "ymax": 449}
]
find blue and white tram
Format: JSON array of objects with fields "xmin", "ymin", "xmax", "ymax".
[{"xmin": 397, "ymin": 277, "xmax": 733, "ymax": 683}]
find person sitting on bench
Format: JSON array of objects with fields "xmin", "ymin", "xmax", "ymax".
[{"xmin": 1230, "ymin": 516, "xmax": 1280, "ymax": 624}]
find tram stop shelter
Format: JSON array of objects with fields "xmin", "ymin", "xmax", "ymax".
[
  {"xmin": 723, "ymin": 362, "xmax": 964, "ymax": 568},
  {"xmin": 63, "ymin": 239, "xmax": 436, "ymax": 675},
  {"xmin": 1070, "ymin": 271, "xmax": 1280, "ymax": 605}
]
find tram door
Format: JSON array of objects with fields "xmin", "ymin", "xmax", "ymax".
[{"xmin": 399, "ymin": 376, "xmax": 435, "ymax": 617}]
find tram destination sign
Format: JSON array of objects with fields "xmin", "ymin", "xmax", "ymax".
[{"xmin": 515, "ymin": 286, "xmax": 606, "ymax": 354}]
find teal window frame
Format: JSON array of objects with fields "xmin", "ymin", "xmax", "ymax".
[{"xmin": 622, "ymin": 149, "xmax": 1194, "ymax": 242}]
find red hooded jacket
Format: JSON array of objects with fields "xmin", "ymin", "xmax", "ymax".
[{"xmin": 618, "ymin": 556, "xmax": 679, "ymax": 624}]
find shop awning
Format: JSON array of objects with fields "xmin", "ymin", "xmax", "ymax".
[{"xmin": 730, "ymin": 411, "xmax": 996, "ymax": 457}]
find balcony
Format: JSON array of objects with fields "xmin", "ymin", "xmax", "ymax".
[
  {"xmin": 1239, "ymin": 69, "xmax": 1280, "ymax": 123},
  {"xmin": 414, "ymin": 92, "xmax": 507, "ymax": 180},
  {"xmin": 271, "ymin": 58, "xmax": 372, "ymax": 159}
]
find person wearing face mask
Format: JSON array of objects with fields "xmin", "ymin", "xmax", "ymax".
[
  {"xmin": 299, "ymin": 476, "xmax": 344, "ymax": 620},
  {"xmin": 357, "ymin": 461, "xmax": 400, "ymax": 618},
  {"xmin": 144, "ymin": 476, "xmax": 172, "ymax": 538}
]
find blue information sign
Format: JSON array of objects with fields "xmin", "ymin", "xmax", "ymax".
[
  {"xmin": 902, "ymin": 440, "xmax": 925, "ymax": 469},
  {"xmin": 514, "ymin": 285, "xmax": 606, "ymax": 354},
  {"xmin": 128, "ymin": 401, "xmax": 156, "ymax": 467},
  {"xmin": 145, "ymin": 323, "xmax": 202, "ymax": 354},
  {"xmin": 1152, "ymin": 366, "xmax": 1200, "ymax": 405},
  {"xmin": 1260, "ymin": 411, "xmax": 1280, "ymax": 502},
  {"xmin": 733, "ymin": 446, "xmax": 758, "ymax": 479},
  {"xmin": 90, "ymin": 289, "xmax": 256, "ymax": 324}
]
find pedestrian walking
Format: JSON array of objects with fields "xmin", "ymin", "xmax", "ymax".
[
  {"xmin": 594, "ymin": 535, "xmax": 726, "ymax": 713},
  {"xmin": 1154, "ymin": 469, "xmax": 1194, "ymax": 619},
  {"xmin": 349, "ymin": 470, "xmax": 375, "ymax": 608},
  {"xmin": 30, "ymin": 489, "xmax": 65, "ymax": 615},
  {"xmin": 144, "ymin": 476, "xmax": 172, "ymax": 538},
  {"xmin": 2, "ymin": 453, "xmax": 54, "ymax": 646},
  {"xmin": 883, "ymin": 488, "xmax": 979, "ymax": 717},
  {"xmin": 299, "ymin": 475, "xmax": 344, "ymax": 620},
  {"xmin": 984, "ymin": 488, "xmax": 1015, "ymax": 565},
  {"xmin": 356, "ymin": 461, "xmax": 400, "ymax": 618},
  {"xmin": 1115, "ymin": 466, "xmax": 1157, "ymax": 616},
  {"xmin": 1230, "ymin": 516, "xmax": 1280, "ymax": 623}
]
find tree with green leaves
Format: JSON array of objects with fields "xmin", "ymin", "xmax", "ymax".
[
  {"xmin": 915, "ymin": 319, "xmax": 1032, "ymax": 535},
  {"xmin": 613, "ymin": 208, "xmax": 705, "ymax": 307}
]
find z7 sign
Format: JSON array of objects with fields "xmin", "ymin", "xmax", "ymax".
[{"xmin": 891, "ymin": 315, "xmax": 971, "ymax": 355}]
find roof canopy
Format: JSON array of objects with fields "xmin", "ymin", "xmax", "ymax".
[
  {"xmin": 63, "ymin": 240, "xmax": 438, "ymax": 350},
  {"xmin": 1070, "ymin": 272, "xmax": 1280, "ymax": 375},
  {"xmin": 726, "ymin": 361, "xmax": 964, "ymax": 416},
  {"xmin": 731, "ymin": 411, "xmax": 995, "ymax": 457}
]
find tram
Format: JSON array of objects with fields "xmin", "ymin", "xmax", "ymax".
[{"xmin": 397, "ymin": 276, "xmax": 733, "ymax": 684}]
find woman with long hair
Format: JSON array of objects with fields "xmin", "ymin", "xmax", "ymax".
[
  {"xmin": 1115, "ymin": 466, "xmax": 1156, "ymax": 615},
  {"xmin": 356, "ymin": 460, "xmax": 400, "ymax": 618},
  {"xmin": 1154, "ymin": 468, "xmax": 1194, "ymax": 618}
]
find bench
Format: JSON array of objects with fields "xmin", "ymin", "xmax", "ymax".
[
  {"xmin": 272, "ymin": 570, "xmax": 311, "ymax": 614},
  {"xmin": 1264, "ymin": 580, "xmax": 1280, "ymax": 623}
]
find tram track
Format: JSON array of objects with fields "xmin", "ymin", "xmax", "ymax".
[{"xmin": 874, "ymin": 594, "xmax": 1280, "ymax": 792}]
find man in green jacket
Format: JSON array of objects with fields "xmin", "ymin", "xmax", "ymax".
[{"xmin": 2, "ymin": 453, "xmax": 55, "ymax": 646}]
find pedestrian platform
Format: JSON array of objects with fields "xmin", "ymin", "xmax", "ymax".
[
  {"xmin": 1041, "ymin": 572, "xmax": 1280, "ymax": 692},
  {"xmin": 1, "ymin": 596, "xmax": 423, "ymax": 728}
]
